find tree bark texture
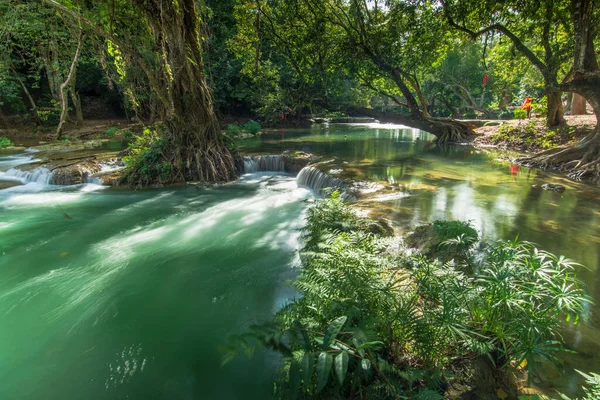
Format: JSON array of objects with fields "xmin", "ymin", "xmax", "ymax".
[
  {"xmin": 70, "ymin": 89, "xmax": 83, "ymax": 123},
  {"xmin": 546, "ymin": 91, "xmax": 566, "ymax": 126},
  {"xmin": 56, "ymin": 33, "xmax": 83, "ymax": 139},
  {"xmin": 571, "ymin": 93, "xmax": 588, "ymax": 115},
  {"xmin": 131, "ymin": 0, "xmax": 239, "ymax": 183},
  {"xmin": 518, "ymin": 0, "xmax": 600, "ymax": 182}
]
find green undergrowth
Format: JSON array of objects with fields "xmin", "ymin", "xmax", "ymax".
[
  {"xmin": 120, "ymin": 124, "xmax": 171, "ymax": 186},
  {"xmin": 490, "ymin": 120, "xmax": 579, "ymax": 152},
  {"xmin": 227, "ymin": 120, "xmax": 261, "ymax": 135},
  {"xmin": 223, "ymin": 193, "xmax": 592, "ymax": 399},
  {"xmin": 0, "ymin": 136, "xmax": 12, "ymax": 148}
]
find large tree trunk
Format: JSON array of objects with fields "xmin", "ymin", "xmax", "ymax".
[
  {"xmin": 42, "ymin": 39, "xmax": 62, "ymax": 102},
  {"xmin": 131, "ymin": 0, "xmax": 239, "ymax": 183},
  {"xmin": 518, "ymin": 0, "xmax": 600, "ymax": 184},
  {"xmin": 69, "ymin": 88, "xmax": 83, "ymax": 124},
  {"xmin": 547, "ymin": 91, "xmax": 566, "ymax": 126},
  {"xmin": 41, "ymin": 0, "xmax": 240, "ymax": 184},
  {"xmin": 349, "ymin": 107, "xmax": 476, "ymax": 143},
  {"xmin": 571, "ymin": 93, "xmax": 588, "ymax": 115}
]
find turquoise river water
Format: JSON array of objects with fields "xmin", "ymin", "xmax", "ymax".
[{"xmin": 0, "ymin": 123, "xmax": 598, "ymax": 398}]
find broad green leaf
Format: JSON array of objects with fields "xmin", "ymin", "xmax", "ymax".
[
  {"xmin": 323, "ymin": 316, "xmax": 347, "ymax": 348},
  {"xmin": 356, "ymin": 341, "xmax": 384, "ymax": 351},
  {"xmin": 289, "ymin": 360, "xmax": 300, "ymax": 400},
  {"xmin": 301, "ymin": 352, "xmax": 314, "ymax": 384},
  {"xmin": 334, "ymin": 351, "xmax": 349, "ymax": 385},
  {"xmin": 294, "ymin": 320, "xmax": 311, "ymax": 351},
  {"xmin": 316, "ymin": 352, "xmax": 333, "ymax": 392}
]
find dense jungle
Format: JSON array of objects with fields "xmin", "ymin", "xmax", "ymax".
[{"xmin": 0, "ymin": 0, "xmax": 599, "ymax": 399}]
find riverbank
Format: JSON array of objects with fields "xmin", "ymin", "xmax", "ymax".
[{"xmin": 474, "ymin": 115, "xmax": 596, "ymax": 154}]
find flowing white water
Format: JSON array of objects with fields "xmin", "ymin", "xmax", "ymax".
[
  {"xmin": 0, "ymin": 149, "xmax": 39, "ymax": 171},
  {"xmin": 0, "ymin": 172, "xmax": 311, "ymax": 399},
  {"xmin": 0, "ymin": 167, "xmax": 54, "ymax": 185},
  {"xmin": 243, "ymin": 155, "xmax": 285, "ymax": 173},
  {"xmin": 296, "ymin": 165, "xmax": 349, "ymax": 197}
]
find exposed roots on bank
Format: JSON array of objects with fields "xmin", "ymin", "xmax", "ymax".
[{"xmin": 517, "ymin": 133, "xmax": 600, "ymax": 182}]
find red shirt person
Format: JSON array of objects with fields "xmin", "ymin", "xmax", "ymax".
[{"xmin": 521, "ymin": 97, "xmax": 532, "ymax": 118}]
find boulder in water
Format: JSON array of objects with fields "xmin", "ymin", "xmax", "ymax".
[
  {"xmin": 281, "ymin": 150, "xmax": 317, "ymax": 173},
  {"xmin": 50, "ymin": 160, "xmax": 102, "ymax": 185},
  {"xmin": 0, "ymin": 180, "xmax": 22, "ymax": 190}
]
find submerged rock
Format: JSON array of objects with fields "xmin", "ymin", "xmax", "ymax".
[
  {"xmin": 50, "ymin": 160, "xmax": 102, "ymax": 185},
  {"xmin": 541, "ymin": 183, "xmax": 566, "ymax": 192},
  {"xmin": 281, "ymin": 150, "xmax": 316, "ymax": 174},
  {"xmin": 0, "ymin": 180, "xmax": 22, "ymax": 190},
  {"xmin": 48, "ymin": 157, "xmax": 124, "ymax": 185},
  {"xmin": 88, "ymin": 170, "xmax": 121, "ymax": 186}
]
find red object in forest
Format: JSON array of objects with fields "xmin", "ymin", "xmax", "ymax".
[
  {"xmin": 483, "ymin": 74, "xmax": 489, "ymax": 86},
  {"xmin": 281, "ymin": 113, "xmax": 285, "ymax": 120},
  {"xmin": 521, "ymin": 97, "xmax": 532, "ymax": 111},
  {"xmin": 510, "ymin": 164, "xmax": 519, "ymax": 181}
]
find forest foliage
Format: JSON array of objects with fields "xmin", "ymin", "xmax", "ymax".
[
  {"xmin": 222, "ymin": 193, "xmax": 591, "ymax": 399},
  {"xmin": 1, "ymin": 0, "xmax": 595, "ymax": 127}
]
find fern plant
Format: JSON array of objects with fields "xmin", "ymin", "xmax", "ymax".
[{"xmin": 223, "ymin": 195, "xmax": 590, "ymax": 398}]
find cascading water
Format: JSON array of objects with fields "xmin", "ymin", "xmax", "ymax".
[
  {"xmin": 85, "ymin": 160, "xmax": 126, "ymax": 185},
  {"xmin": 0, "ymin": 167, "xmax": 54, "ymax": 185},
  {"xmin": 297, "ymin": 166, "xmax": 351, "ymax": 198},
  {"xmin": 243, "ymin": 155, "xmax": 286, "ymax": 173}
]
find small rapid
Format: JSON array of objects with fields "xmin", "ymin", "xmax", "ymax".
[
  {"xmin": 0, "ymin": 166, "xmax": 54, "ymax": 185},
  {"xmin": 243, "ymin": 155, "xmax": 286, "ymax": 173},
  {"xmin": 297, "ymin": 165, "xmax": 349, "ymax": 197}
]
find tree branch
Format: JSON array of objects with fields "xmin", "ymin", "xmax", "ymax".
[{"xmin": 40, "ymin": 0, "xmax": 171, "ymax": 111}]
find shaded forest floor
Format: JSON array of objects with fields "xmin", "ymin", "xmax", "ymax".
[
  {"xmin": 0, "ymin": 117, "xmax": 138, "ymax": 145},
  {"xmin": 474, "ymin": 115, "xmax": 597, "ymax": 153}
]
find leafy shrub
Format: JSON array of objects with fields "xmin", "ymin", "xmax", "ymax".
[
  {"xmin": 121, "ymin": 130, "xmax": 134, "ymax": 139},
  {"xmin": 225, "ymin": 196, "xmax": 589, "ymax": 398},
  {"xmin": 38, "ymin": 102, "xmax": 62, "ymax": 125},
  {"xmin": 531, "ymin": 97, "xmax": 547, "ymax": 115},
  {"xmin": 0, "ymin": 137, "xmax": 12, "ymax": 148},
  {"xmin": 104, "ymin": 127, "xmax": 119, "ymax": 136},
  {"xmin": 497, "ymin": 108, "xmax": 514, "ymax": 120},
  {"xmin": 0, "ymin": 70, "xmax": 25, "ymax": 112},
  {"xmin": 121, "ymin": 124, "xmax": 171, "ymax": 185},
  {"xmin": 463, "ymin": 110, "xmax": 477, "ymax": 119},
  {"xmin": 513, "ymin": 109, "xmax": 527, "ymax": 119},
  {"xmin": 432, "ymin": 220, "xmax": 477, "ymax": 243},
  {"xmin": 227, "ymin": 124, "xmax": 242, "ymax": 135},
  {"xmin": 243, "ymin": 120, "xmax": 261, "ymax": 134}
]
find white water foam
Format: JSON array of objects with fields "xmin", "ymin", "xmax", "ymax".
[
  {"xmin": 0, "ymin": 167, "xmax": 54, "ymax": 185},
  {"xmin": 243, "ymin": 155, "xmax": 286, "ymax": 173}
]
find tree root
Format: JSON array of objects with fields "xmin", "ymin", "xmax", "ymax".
[
  {"xmin": 517, "ymin": 135, "xmax": 600, "ymax": 182},
  {"xmin": 432, "ymin": 119, "xmax": 476, "ymax": 143}
]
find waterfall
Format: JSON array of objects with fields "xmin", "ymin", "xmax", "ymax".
[
  {"xmin": 85, "ymin": 176, "xmax": 104, "ymax": 185},
  {"xmin": 243, "ymin": 155, "xmax": 286, "ymax": 173},
  {"xmin": 1, "ymin": 167, "xmax": 54, "ymax": 185},
  {"xmin": 297, "ymin": 166, "xmax": 352, "ymax": 198},
  {"xmin": 85, "ymin": 160, "xmax": 125, "ymax": 185}
]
